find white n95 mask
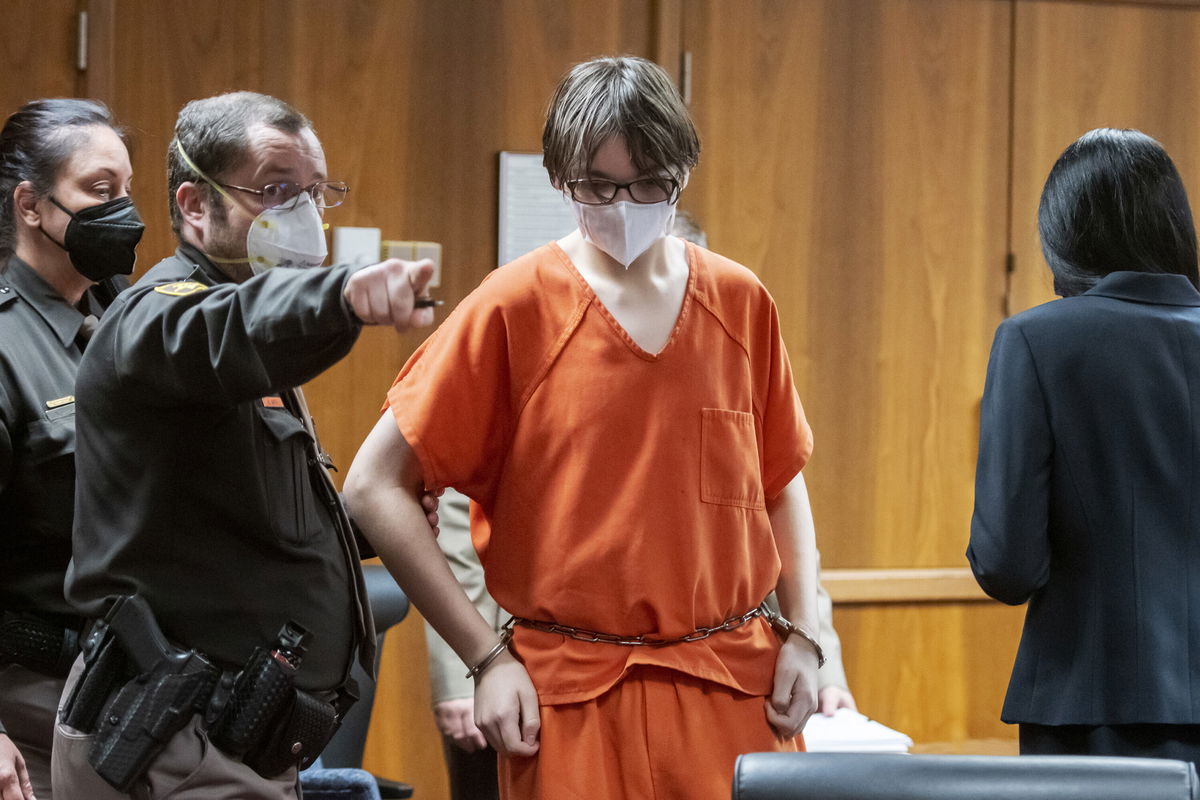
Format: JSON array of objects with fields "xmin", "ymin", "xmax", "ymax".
[
  {"xmin": 572, "ymin": 200, "xmax": 676, "ymax": 268},
  {"xmin": 245, "ymin": 192, "xmax": 328, "ymax": 274}
]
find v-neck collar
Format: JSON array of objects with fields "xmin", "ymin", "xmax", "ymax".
[{"xmin": 551, "ymin": 240, "xmax": 697, "ymax": 361}]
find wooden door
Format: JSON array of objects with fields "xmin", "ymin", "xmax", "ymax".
[
  {"xmin": 680, "ymin": 0, "xmax": 1024, "ymax": 744},
  {"xmin": 0, "ymin": 1, "xmax": 81, "ymax": 115}
]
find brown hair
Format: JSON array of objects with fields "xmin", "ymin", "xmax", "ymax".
[{"xmin": 542, "ymin": 56, "xmax": 699, "ymax": 186}]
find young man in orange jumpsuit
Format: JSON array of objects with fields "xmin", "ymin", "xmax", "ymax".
[{"xmin": 346, "ymin": 56, "xmax": 823, "ymax": 799}]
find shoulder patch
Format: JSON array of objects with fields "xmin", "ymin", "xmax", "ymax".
[{"xmin": 153, "ymin": 281, "xmax": 208, "ymax": 297}]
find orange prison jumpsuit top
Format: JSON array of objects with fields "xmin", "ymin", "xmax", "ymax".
[{"xmin": 387, "ymin": 241, "xmax": 813, "ymax": 799}]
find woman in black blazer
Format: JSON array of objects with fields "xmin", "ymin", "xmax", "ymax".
[{"xmin": 969, "ymin": 128, "xmax": 1200, "ymax": 765}]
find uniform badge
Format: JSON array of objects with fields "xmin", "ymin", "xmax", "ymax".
[
  {"xmin": 261, "ymin": 396, "xmax": 284, "ymax": 408},
  {"xmin": 153, "ymin": 281, "xmax": 208, "ymax": 297},
  {"xmin": 46, "ymin": 395, "xmax": 75, "ymax": 409}
]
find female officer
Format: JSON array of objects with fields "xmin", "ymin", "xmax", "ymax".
[
  {"xmin": 0, "ymin": 99, "xmax": 143, "ymax": 800},
  {"xmin": 970, "ymin": 129, "xmax": 1200, "ymax": 768}
]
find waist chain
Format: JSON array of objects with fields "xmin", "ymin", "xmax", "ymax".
[{"xmin": 509, "ymin": 602, "xmax": 773, "ymax": 647}]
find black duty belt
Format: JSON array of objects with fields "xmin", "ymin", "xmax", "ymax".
[
  {"xmin": 60, "ymin": 596, "xmax": 353, "ymax": 791},
  {"xmin": 0, "ymin": 611, "xmax": 82, "ymax": 677}
]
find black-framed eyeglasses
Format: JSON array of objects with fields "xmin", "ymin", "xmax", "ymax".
[
  {"xmin": 565, "ymin": 176, "xmax": 680, "ymax": 206},
  {"xmin": 217, "ymin": 180, "xmax": 349, "ymax": 210}
]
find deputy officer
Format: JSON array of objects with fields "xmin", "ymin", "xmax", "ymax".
[
  {"xmin": 0, "ymin": 99, "xmax": 143, "ymax": 800},
  {"xmin": 52, "ymin": 91, "xmax": 436, "ymax": 800}
]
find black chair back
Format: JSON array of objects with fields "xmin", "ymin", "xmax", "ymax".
[{"xmin": 732, "ymin": 753, "xmax": 1200, "ymax": 800}]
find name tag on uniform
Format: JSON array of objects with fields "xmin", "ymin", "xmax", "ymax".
[
  {"xmin": 261, "ymin": 396, "xmax": 285, "ymax": 408},
  {"xmin": 45, "ymin": 395, "xmax": 76, "ymax": 421}
]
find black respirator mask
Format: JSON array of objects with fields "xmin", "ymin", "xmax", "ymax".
[{"xmin": 41, "ymin": 196, "xmax": 145, "ymax": 282}]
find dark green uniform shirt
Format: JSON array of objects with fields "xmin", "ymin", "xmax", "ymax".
[
  {"xmin": 66, "ymin": 243, "xmax": 372, "ymax": 690},
  {"xmin": 0, "ymin": 256, "xmax": 107, "ymax": 622}
]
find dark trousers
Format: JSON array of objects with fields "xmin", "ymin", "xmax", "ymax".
[
  {"xmin": 442, "ymin": 737, "xmax": 499, "ymax": 800},
  {"xmin": 1021, "ymin": 722, "xmax": 1200, "ymax": 774}
]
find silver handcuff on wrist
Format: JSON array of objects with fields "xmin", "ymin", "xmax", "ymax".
[
  {"xmin": 757, "ymin": 602, "xmax": 826, "ymax": 668},
  {"xmin": 464, "ymin": 622, "xmax": 515, "ymax": 680}
]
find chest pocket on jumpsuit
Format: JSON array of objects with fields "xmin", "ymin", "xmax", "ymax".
[
  {"xmin": 700, "ymin": 408, "xmax": 766, "ymax": 510},
  {"xmin": 254, "ymin": 405, "xmax": 324, "ymax": 544}
]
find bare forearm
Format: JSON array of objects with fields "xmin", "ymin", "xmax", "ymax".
[
  {"xmin": 345, "ymin": 414, "xmax": 499, "ymax": 669},
  {"xmin": 361, "ymin": 487, "xmax": 497, "ymax": 662},
  {"xmin": 347, "ymin": 415, "xmax": 540, "ymax": 756},
  {"xmin": 763, "ymin": 472, "xmax": 822, "ymax": 737},
  {"xmin": 769, "ymin": 472, "xmax": 819, "ymax": 632}
]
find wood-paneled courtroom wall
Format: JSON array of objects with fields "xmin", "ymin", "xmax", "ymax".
[{"xmin": 7, "ymin": 0, "xmax": 1200, "ymax": 796}]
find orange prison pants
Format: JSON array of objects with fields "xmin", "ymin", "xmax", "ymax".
[{"xmin": 499, "ymin": 665, "xmax": 801, "ymax": 800}]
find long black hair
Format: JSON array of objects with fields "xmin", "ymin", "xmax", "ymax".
[
  {"xmin": 1038, "ymin": 128, "xmax": 1198, "ymax": 297},
  {"xmin": 0, "ymin": 98, "xmax": 120, "ymax": 259}
]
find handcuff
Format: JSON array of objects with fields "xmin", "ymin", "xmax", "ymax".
[
  {"xmin": 758, "ymin": 602, "xmax": 826, "ymax": 668},
  {"xmin": 465, "ymin": 623, "xmax": 515, "ymax": 680}
]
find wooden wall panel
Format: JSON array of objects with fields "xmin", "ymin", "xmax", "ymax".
[
  {"xmin": 1, "ymin": 0, "xmax": 81, "ymax": 113},
  {"xmin": 681, "ymin": 0, "xmax": 1010, "ymax": 569},
  {"xmin": 834, "ymin": 601, "xmax": 1026, "ymax": 744},
  {"xmin": 1011, "ymin": 0, "xmax": 1200, "ymax": 313},
  {"xmin": 84, "ymin": 0, "xmax": 268, "ymax": 267}
]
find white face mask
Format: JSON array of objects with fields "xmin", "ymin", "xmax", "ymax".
[
  {"xmin": 245, "ymin": 192, "xmax": 328, "ymax": 274},
  {"xmin": 572, "ymin": 200, "xmax": 677, "ymax": 268}
]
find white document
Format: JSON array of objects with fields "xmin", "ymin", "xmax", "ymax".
[
  {"xmin": 497, "ymin": 152, "xmax": 576, "ymax": 266},
  {"xmin": 801, "ymin": 708, "xmax": 914, "ymax": 753}
]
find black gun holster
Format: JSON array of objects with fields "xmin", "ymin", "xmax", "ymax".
[
  {"xmin": 87, "ymin": 663, "xmax": 218, "ymax": 791},
  {"xmin": 59, "ymin": 599, "xmax": 220, "ymax": 793}
]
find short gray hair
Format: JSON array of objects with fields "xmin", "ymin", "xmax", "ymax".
[
  {"xmin": 167, "ymin": 91, "xmax": 311, "ymax": 236},
  {"xmin": 542, "ymin": 56, "xmax": 699, "ymax": 186}
]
